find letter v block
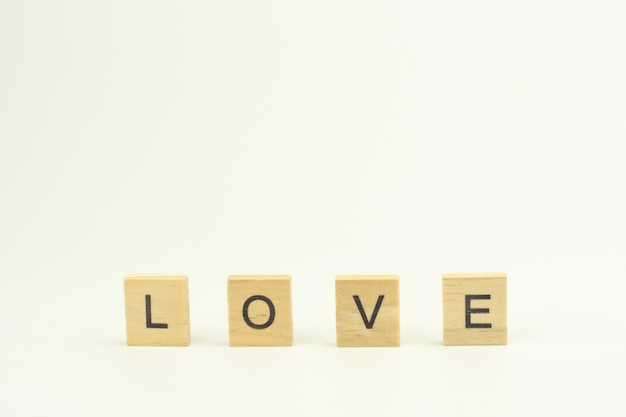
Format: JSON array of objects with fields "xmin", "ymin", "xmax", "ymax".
[
  {"xmin": 335, "ymin": 275, "xmax": 400, "ymax": 347},
  {"xmin": 227, "ymin": 275, "xmax": 293, "ymax": 346},
  {"xmin": 124, "ymin": 275, "xmax": 190, "ymax": 346},
  {"xmin": 442, "ymin": 273, "xmax": 507, "ymax": 346}
]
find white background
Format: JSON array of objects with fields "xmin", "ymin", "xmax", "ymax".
[{"xmin": 1, "ymin": 1, "xmax": 625, "ymax": 416}]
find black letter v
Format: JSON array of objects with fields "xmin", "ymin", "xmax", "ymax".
[{"xmin": 352, "ymin": 295, "xmax": 385, "ymax": 329}]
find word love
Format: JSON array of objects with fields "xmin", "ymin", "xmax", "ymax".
[{"xmin": 124, "ymin": 273, "xmax": 507, "ymax": 347}]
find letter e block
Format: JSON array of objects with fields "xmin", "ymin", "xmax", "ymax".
[
  {"xmin": 335, "ymin": 275, "xmax": 400, "ymax": 347},
  {"xmin": 227, "ymin": 275, "xmax": 293, "ymax": 346},
  {"xmin": 442, "ymin": 273, "xmax": 507, "ymax": 346},
  {"xmin": 124, "ymin": 275, "xmax": 190, "ymax": 346}
]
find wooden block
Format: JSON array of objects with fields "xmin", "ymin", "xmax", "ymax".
[
  {"xmin": 124, "ymin": 275, "xmax": 190, "ymax": 346},
  {"xmin": 227, "ymin": 275, "xmax": 293, "ymax": 346},
  {"xmin": 442, "ymin": 273, "xmax": 507, "ymax": 346},
  {"xmin": 335, "ymin": 275, "xmax": 400, "ymax": 347}
]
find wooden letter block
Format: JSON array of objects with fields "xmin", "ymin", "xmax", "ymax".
[
  {"xmin": 442, "ymin": 273, "xmax": 507, "ymax": 346},
  {"xmin": 227, "ymin": 275, "xmax": 293, "ymax": 346},
  {"xmin": 124, "ymin": 275, "xmax": 190, "ymax": 346},
  {"xmin": 335, "ymin": 275, "xmax": 400, "ymax": 347}
]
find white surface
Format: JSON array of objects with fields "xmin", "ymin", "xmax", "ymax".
[{"xmin": 1, "ymin": 1, "xmax": 625, "ymax": 416}]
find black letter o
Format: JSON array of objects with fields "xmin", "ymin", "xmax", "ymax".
[{"xmin": 242, "ymin": 295, "xmax": 275, "ymax": 329}]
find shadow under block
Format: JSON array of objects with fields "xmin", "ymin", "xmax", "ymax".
[
  {"xmin": 335, "ymin": 275, "xmax": 400, "ymax": 347},
  {"xmin": 227, "ymin": 275, "xmax": 293, "ymax": 346},
  {"xmin": 124, "ymin": 275, "xmax": 190, "ymax": 346},
  {"xmin": 442, "ymin": 273, "xmax": 507, "ymax": 346}
]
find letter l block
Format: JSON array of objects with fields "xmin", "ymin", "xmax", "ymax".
[{"xmin": 124, "ymin": 275, "xmax": 190, "ymax": 346}]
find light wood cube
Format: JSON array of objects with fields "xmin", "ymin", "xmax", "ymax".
[
  {"xmin": 227, "ymin": 275, "xmax": 293, "ymax": 346},
  {"xmin": 442, "ymin": 273, "xmax": 507, "ymax": 346},
  {"xmin": 335, "ymin": 275, "xmax": 400, "ymax": 347},
  {"xmin": 124, "ymin": 275, "xmax": 190, "ymax": 346}
]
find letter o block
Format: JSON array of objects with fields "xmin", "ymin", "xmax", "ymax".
[
  {"xmin": 227, "ymin": 275, "xmax": 293, "ymax": 346},
  {"xmin": 442, "ymin": 273, "xmax": 507, "ymax": 346},
  {"xmin": 335, "ymin": 275, "xmax": 400, "ymax": 347}
]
